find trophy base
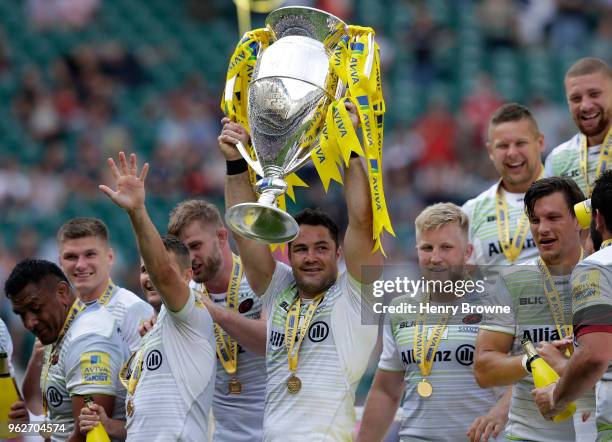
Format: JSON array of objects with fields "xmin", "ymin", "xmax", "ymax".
[{"xmin": 226, "ymin": 203, "xmax": 299, "ymax": 244}]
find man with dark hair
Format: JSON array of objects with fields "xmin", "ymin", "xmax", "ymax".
[
  {"xmin": 217, "ymin": 103, "xmax": 382, "ymax": 440},
  {"xmin": 462, "ymin": 103, "xmax": 544, "ymax": 265},
  {"xmin": 545, "ymin": 57, "xmax": 612, "ymax": 197},
  {"xmin": 476, "ymin": 176, "xmax": 593, "ymax": 441},
  {"xmin": 167, "ymin": 198, "xmax": 267, "ymax": 442},
  {"xmin": 139, "ymin": 235, "xmax": 192, "ymax": 314},
  {"xmin": 5, "ymin": 259, "xmax": 130, "ymax": 441},
  {"xmin": 96, "ymin": 152, "xmax": 215, "ymax": 441},
  {"xmin": 534, "ymin": 170, "xmax": 612, "ymax": 441}
]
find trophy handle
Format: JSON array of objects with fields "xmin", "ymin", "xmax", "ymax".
[{"xmin": 236, "ymin": 141, "xmax": 264, "ymax": 177}]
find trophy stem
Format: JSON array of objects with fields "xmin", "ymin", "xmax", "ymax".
[{"xmin": 225, "ymin": 169, "xmax": 300, "ymax": 244}]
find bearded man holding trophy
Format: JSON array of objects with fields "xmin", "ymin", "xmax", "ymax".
[{"xmin": 215, "ymin": 6, "xmax": 393, "ymax": 440}]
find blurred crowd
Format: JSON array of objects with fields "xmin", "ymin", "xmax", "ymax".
[{"xmin": 0, "ymin": 0, "xmax": 611, "ymax": 370}]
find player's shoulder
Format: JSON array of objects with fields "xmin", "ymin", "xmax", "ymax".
[
  {"xmin": 70, "ymin": 303, "xmax": 116, "ymax": 341},
  {"xmin": 462, "ymin": 181, "xmax": 498, "ymax": 215},
  {"xmin": 546, "ymin": 134, "xmax": 581, "ymax": 161},
  {"xmin": 578, "ymin": 246, "xmax": 612, "ymax": 269},
  {"xmin": 114, "ymin": 286, "xmax": 150, "ymax": 309}
]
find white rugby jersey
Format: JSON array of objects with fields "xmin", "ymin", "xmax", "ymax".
[
  {"xmin": 125, "ymin": 288, "xmax": 215, "ymax": 442},
  {"xmin": 100, "ymin": 284, "xmax": 153, "ymax": 352},
  {"xmin": 381, "ymin": 292, "xmax": 500, "ymax": 441},
  {"xmin": 462, "ymin": 182, "xmax": 539, "ymax": 266},
  {"xmin": 544, "ymin": 133, "xmax": 603, "ymax": 196},
  {"xmin": 262, "ymin": 262, "xmax": 377, "ymax": 441},
  {"xmin": 571, "ymin": 245, "xmax": 612, "ymax": 441},
  {"xmin": 481, "ymin": 261, "xmax": 578, "ymax": 441},
  {"xmin": 190, "ymin": 276, "xmax": 266, "ymax": 442},
  {"xmin": 0, "ymin": 319, "xmax": 14, "ymax": 376},
  {"xmin": 41, "ymin": 302, "xmax": 129, "ymax": 442}
]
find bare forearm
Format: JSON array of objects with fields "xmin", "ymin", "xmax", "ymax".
[
  {"xmin": 127, "ymin": 207, "xmax": 185, "ymax": 309},
  {"xmin": 23, "ymin": 348, "xmax": 43, "ymax": 415},
  {"xmin": 103, "ymin": 418, "xmax": 127, "ymax": 440},
  {"xmin": 554, "ymin": 347, "xmax": 608, "ymax": 408},
  {"xmin": 224, "ymin": 172, "xmax": 275, "ymax": 296},
  {"xmin": 475, "ymin": 353, "xmax": 526, "ymax": 387},
  {"xmin": 344, "ymin": 157, "xmax": 373, "ymax": 230},
  {"xmin": 212, "ymin": 304, "xmax": 267, "ymax": 355},
  {"xmin": 357, "ymin": 387, "xmax": 401, "ymax": 442}
]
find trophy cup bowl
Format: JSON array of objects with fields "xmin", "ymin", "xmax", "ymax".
[{"xmin": 225, "ymin": 6, "xmax": 347, "ymax": 244}]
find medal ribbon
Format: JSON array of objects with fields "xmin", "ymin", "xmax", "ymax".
[
  {"xmin": 199, "ymin": 254, "xmax": 243, "ymax": 376},
  {"xmin": 97, "ymin": 279, "xmax": 118, "ymax": 306},
  {"xmin": 579, "ymin": 127, "xmax": 612, "ymax": 196},
  {"xmin": 285, "ymin": 292, "xmax": 324, "ymax": 373},
  {"xmin": 601, "ymin": 239, "xmax": 612, "ymax": 249},
  {"xmin": 536, "ymin": 256, "xmax": 578, "ymax": 342},
  {"xmin": 413, "ymin": 295, "xmax": 451, "ymax": 379},
  {"xmin": 41, "ymin": 299, "xmax": 87, "ymax": 419},
  {"xmin": 495, "ymin": 170, "xmax": 543, "ymax": 263}
]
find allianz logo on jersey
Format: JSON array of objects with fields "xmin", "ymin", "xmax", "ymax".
[
  {"xmin": 487, "ymin": 238, "xmax": 536, "ymax": 257},
  {"xmin": 522, "ymin": 327, "xmax": 561, "ymax": 343},
  {"xmin": 400, "ymin": 344, "xmax": 475, "ymax": 367}
]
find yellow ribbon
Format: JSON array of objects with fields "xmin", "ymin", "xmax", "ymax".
[
  {"xmin": 199, "ymin": 254, "xmax": 243, "ymax": 376},
  {"xmin": 579, "ymin": 127, "xmax": 612, "ymax": 196},
  {"xmin": 413, "ymin": 294, "xmax": 451, "ymax": 380},
  {"xmin": 97, "ymin": 279, "xmax": 118, "ymax": 306},
  {"xmin": 285, "ymin": 292, "xmax": 324, "ymax": 374},
  {"xmin": 42, "ymin": 299, "xmax": 87, "ymax": 419}
]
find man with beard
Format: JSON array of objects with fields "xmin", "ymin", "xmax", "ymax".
[
  {"xmin": 462, "ymin": 103, "xmax": 544, "ymax": 266},
  {"xmin": 475, "ymin": 177, "xmax": 593, "ymax": 441},
  {"xmin": 358, "ymin": 203, "xmax": 505, "ymax": 442},
  {"xmin": 544, "ymin": 58, "xmax": 612, "ymax": 197},
  {"xmin": 218, "ymin": 101, "xmax": 382, "ymax": 440},
  {"xmin": 534, "ymin": 170, "xmax": 612, "ymax": 442},
  {"xmin": 167, "ymin": 199, "xmax": 267, "ymax": 442}
]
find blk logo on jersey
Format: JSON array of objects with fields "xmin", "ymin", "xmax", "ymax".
[
  {"xmin": 308, "ymin": 322, "xmax": 329, "ymax": 343},
  {"xmin": 47, "ymin": 386, "xmax": 63, "ymax": 407},
  {"xmin": 455, "ymin": 344, "xmax": 475, "ymax": 366},
  {"xmin": 520, "ymin": 296, "xmax": 546, "ymax": 305},
  {"xmin": 146, "ymin": 350, "xmax": 163, "ymax": 371}
]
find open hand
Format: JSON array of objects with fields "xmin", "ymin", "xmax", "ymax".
[
  {"xmin": 99, "ymin": 152, "xmax": 149, "ymax": 212},
  {"xmin": 467, "ymin": 409, "xmax": 507, "ymax": 441}
]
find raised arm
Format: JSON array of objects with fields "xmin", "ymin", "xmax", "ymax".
[
  {"xmin": 99, "ymin": 152, "xmax": 190, "ymax": 312},
  {"xmin": 218, "ymin": 118, "xmax": 276, "ymax": 296},
  {"xmin": 342, "ymin": 102, "xmax": 383, "ymax": 283}
]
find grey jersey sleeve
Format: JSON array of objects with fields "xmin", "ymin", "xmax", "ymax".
[
  {"xmin": 479, "ymin": 276, "xmax": 516, "ymax": 335},
  {"xmin": 64, "ymin": 333, "xmax": 125, "ymax": 397},
  {"xmin": 378, "ymin": 321, "xmax": 403, "ymax": 372}
]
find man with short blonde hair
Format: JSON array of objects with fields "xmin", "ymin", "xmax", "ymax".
[{"xmin": 415, "ymin": 202, "xmax": 469, "ymax": 237}]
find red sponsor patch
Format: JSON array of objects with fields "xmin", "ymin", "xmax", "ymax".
[
  {"xmin": 238, "ymin": 298, "xmax": 254, "ymax": 314},
  {"xmin": 462, "ymin": 313, "xmax": 482, "ymax": 324}
]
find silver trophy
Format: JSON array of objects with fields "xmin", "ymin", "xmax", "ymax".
[{"xmin": 225, "ymin": 7, "xmax": 348, "ymax": 244}]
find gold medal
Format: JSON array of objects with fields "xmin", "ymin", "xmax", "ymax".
[
  {"xmin": 417, "ymin": 379, "xmax": 433, "ymax": 398},
  {"xmin": 229, "ymin": 377, "xmax": 242, "ymax": 395},
  {"xmin": 287, "ymin": 374, "xmax": 302, "ymax": 394},
  {"xmin": 127, "ymin": 398, "xmax": 134, "ymax": 417}
]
